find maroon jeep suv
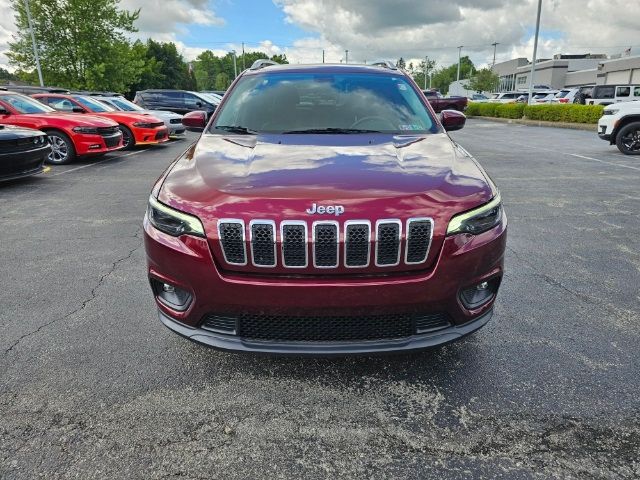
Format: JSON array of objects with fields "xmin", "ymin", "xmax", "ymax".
[{"xmin": 144, "ymin": 60, "xmax": 506, "ymax": 355}]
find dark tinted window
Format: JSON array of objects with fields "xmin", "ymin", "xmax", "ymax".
[
  {"xmin": 213, "ymin": 72, "xmax": 436, "ymax": 134},
  {"xmin": 616, "ymin": 86, "xmax": 630, "ymax": 97},
  {"xmin": 594, "ymin": 86, "xmax": 615, "ymax": 99}
]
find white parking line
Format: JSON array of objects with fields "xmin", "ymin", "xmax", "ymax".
[
  {"xmin": 49, "ymin": 150, "xmax": 144, "ymax": 177},
  {"xmin": 569, "ymin": 154, "xmax": 640, "ymax": 172}
]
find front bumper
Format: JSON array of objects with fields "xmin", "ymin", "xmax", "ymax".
[
  {"xmin": 133, "ymin": 127, "xmax": 170, "ymax": 145},
  {"xmin": 159, "ymin": 307, "xmax": 493, "ymax": 355},
  {"xmin": 74, "ymin": 132, "xmax": 123, "ymax": 156},
  {"xmin": 598, "ymin": 115, "xmax": 617, "ymax": 144},
  {"xmin": 144, "ymin": 214, "xmax": 506, "ymax": 354},
  {"xmin": 0, "ymin": 145, "xmax": 49, "ymax": 182}
]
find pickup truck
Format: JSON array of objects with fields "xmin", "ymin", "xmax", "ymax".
[{"xmin": 422, "ymin": 90, "xmax": 468, "ymax": 113}]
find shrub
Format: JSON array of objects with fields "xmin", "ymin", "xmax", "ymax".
[
  {"xmin": 466, "ymin": 102, "xmax": 604, "ymax": 124},
  {"xmin": 524, "ymin": 104, "xmax": 604, "ymax": 124},
  {"xmin": 496, "ymin": 103, "xmax": 525, "ymax": 119}
]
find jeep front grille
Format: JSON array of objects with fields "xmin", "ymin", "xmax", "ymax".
[{"xmin": 216, "ymin": 218, "xmax": 434, "ymax": 270}]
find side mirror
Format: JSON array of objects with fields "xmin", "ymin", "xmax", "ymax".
[
  {"xmin": 182, "ymin": 110, "xmax": 207, "ymax": 132},
  {"xmin": 195, "ymin": 101, "xmax": 203, "ymax": 108},
  {"xmin": 72, "ymin": 107, "xmax": 85, "ymax": 113},
  {"xmin": 0, "ymin": 106, "xmax": 9, "ymax": 115},
  {"xmin": 441, "ymin": 110, "xmax": 466, "ymax": 132}
]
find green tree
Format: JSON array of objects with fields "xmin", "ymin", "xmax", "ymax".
[
  {"xmin": 465, "ymin": 68, "xmax": 499, "ymax": 92},
  {"xmin": 215, "ymin": 72, "xmax": 230, "ymax": 90},
  {"xmin": 0, "ymin": 67, "xmax": 17, "ymax": 82},
  {"xmin": 411, "ymin": 58, "xmax": 437, "ymax": 90},
  {"xmin": 396, "ymin": 57, "xmax": 406, "ymax": 69},
  {"xmin": 430, "ymin": 56, "xmax": 474, "ymax": 94},
  {"xmin": 8, "ymin": 0, "xmax": 143, "ymax": 91}
]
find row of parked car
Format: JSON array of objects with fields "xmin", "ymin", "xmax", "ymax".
[
  {"xmin": 0, "ymin": 85, "xmax": 226, "ymax": 182},
  {"xmin": 480, "ymin": 84, "xmax": 640, "ymax": 106}
]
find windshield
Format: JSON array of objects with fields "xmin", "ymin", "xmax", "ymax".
[
  {"xmin": 106, "ymin": 97, "xmax": 144, "ymax": 112},
  {"xmin": 212, "ymin": 72, "xmax": 437, "ymax": 134},
  {"xmin": 1, "ymin": 94, "xmax": 55, "ymax": 114},
  {"xmin": 73, "ymin": 95, "xmax": 115, "ymax": 112}
]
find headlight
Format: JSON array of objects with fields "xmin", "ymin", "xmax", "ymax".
[
  {"xmin": 147, "ymin": 195, "xmax": 205, "ymax": 238},
  {"xmin": 602, "ymin": 109, "xmax": 618, "ymax": 116},
  {"xmin": 447, "ymin": 194, "xmax": 502, "ymax": 235},
  {"xmin": 72, "ymin": 126, "xmax": 99, "ymax": 134},
  {"xmin": 133, "ymin": 122, "xmax": 155, "ymax": 128}
]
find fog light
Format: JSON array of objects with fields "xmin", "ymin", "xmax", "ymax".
[
  {"xmin": 150, "ymin": 278, "xmax": 192, "ymax": 311},
  {"xmin": 460, "ymin": 278, "xmax": 500, "ymax": 309}
]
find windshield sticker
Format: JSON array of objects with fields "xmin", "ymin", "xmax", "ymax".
[
  {"xmin": 397, "ymin": 83, "xmax": 407, "ymax": 90},
  {"xmin": 399, "ymin": 124, "xmax": 424, "ymax": 131}
]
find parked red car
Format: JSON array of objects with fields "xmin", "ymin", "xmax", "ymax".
[
  {"xmin": 32, "ymin": 93, "xmax": 169, "ymax": 149},
  {"xmin": 144, "ymin": 61, "xmax": 506, "ymax": 355},
  {"xmin": 0, "ymin": 92, "xmax": 123, "ymax": 164}
]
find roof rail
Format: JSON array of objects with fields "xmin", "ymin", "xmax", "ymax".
[
  {"xmin": 250, "ymin": 59, "xmax": 279, "ymax": 70},
  {"xmin": 369, "ymin": 60, "xmax": 398, "ymax": 70}
]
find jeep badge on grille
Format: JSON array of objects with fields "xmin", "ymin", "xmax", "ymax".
[{"xmin": 306, "ymin": 203, "xmax": 345, "ymax": 216}]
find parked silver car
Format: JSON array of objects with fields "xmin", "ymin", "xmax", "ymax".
[{"xmin": 95, "ymin": 96, "xmax": 185, "ymax": 136}]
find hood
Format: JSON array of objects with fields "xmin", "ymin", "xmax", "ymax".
[
  {"xmin": 146, "ymin": 109, "xmax": 182, "ymax": 119},
  {"xmin": 31, "ymin": 112, "xmax": 118, "ymax": 127},
  {"xmin": 0, "ymin": 124, "xmax": 45, "ymax": 140},
  {"xmin": 98, "ymin": 111, "xmax": 164, "ymax": 124},
  {"xmin": 159, "ymin": 133, "xmax": 496, "ymax": 275},
  {"xmin": 160, "ymin": 133, "xmax": 493, "ymax": 211}
]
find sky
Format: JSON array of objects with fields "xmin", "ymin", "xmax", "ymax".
[{"xmin": 1, "ymin": 0, "xmax": 639, "ymax": 73}]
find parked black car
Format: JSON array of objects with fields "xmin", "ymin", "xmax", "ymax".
[
  {"xmin": 133, "ymin": 90, "xmax": 221, "ymax": 116},
  {"xmin": 0, "ymin": 125, "xmax": 50, "ymax": 182}
]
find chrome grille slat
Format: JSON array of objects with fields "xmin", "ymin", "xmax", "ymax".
[
  {"xmin": 217, "ymin": 218, "xmax": 432, "ymax": 269},
  {"xmin": 344, "ymin": 221, "xmax": 371, "ymax": 268},
  {"xmin": 218, "ymin": 219, "xmax": 247, "ymax": 265},
  {"xmin": 375, "ymin": 220, "xmax": 402, "ymax": 267},
  {"xmin": 281, "ymin": 221, "xmax": 308, "ymax": 268},
  {"xmin": 250, "ymin": 220, "xmax": 276, "ymax": 267},
  {"xmin": 405, "ymin": 218, "xmax": 434, "ymax": 265},
  {"xmin": 313, "ymin": 221, "xmax": 339, "ymax": 268}
]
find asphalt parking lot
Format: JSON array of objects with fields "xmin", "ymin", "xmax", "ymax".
[{"xmin": 1, "ymin": 122, "xmax": 639, "ymax": 479}]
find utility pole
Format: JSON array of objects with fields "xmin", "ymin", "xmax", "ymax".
[
  {"xmin": 322, "ymin": 49, "xmax": 324, "ymax": 63},
  {"xmin": 456, "ymin": 46, "xmax": 463, "ymax": 82},
  {"xmin": 345, "ymin": 50, "xmax": 348, "ymax": 64},
  {"xmin": 527, "ymin": 0, "xmax": 542, "ymax": 105},
  {"xmin": 423, "ymin": 56, "xmax": 428, "ymax": 90},
  {"xmin": 241, "ymin": 42, "xmax": 245, "ymax": 70},
  {"xmin": 232, "ymin": 50, "xmax": 237, "ymax": 79},
  {"xmin": 24, "ymin": 0, "xmax": 44, "ymax": 87},
  {"xmin": 491, "ymin": 42, "xmax": 499, "ymax": 69}
]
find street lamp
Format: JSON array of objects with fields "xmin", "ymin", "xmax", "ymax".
[
  {"xmin": 456, "ymin": 46, "xmax": 463, "ymax": 82},
  {"xmin": 24, "ymin": 0, "xmax": 44, "ymax": 87},
  {"xmin": 527, "ymin": 0, "xmax": 543, "ymax": 105},
  {"xmin": 232, "ymin": 50, "xmax": 237, "ymax": 79}
]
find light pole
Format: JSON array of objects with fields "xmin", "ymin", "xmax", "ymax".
[
  {"xmin": 232, "ymin": 50, "xmax": 237, "ymax": 79},
  {"xmin": 527, "ymin": 0, "xmax": 542, "ymax": 105},
  {"xmin": 423, "ymin": 56, "xmax": 428, "ymax": 90},
  {"xmin": 24, "ymin": 0, "xmax": 44, "ymax": 87},
  {"xmin": 491, "ymin": 42, "xmax": 499, "ymax": 69},
  {"xmin": 345, "ymin": 50, "xmax": 349, "ymax": 64},
  {"xmin": 456, "ymin": 46, "xmax": 463, "ymax": 82}
]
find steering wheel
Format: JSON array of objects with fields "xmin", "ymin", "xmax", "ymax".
[{"xmin": 350, "ymin": 116, "xmax": 397, "ymax": 130}]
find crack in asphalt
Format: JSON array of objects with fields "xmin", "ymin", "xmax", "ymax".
[{"xmin": 3, "ymin": 232, "xmax": 143, "ymax": 356}]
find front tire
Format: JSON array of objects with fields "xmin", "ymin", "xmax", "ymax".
[
  {"xmin": 45, "ymin": 130, "xmax": 76, "ymax": 164},
  {"xmin": 119, "ymin": 125, "xmax": 135, "ymax": 150},
  {"xmin": 615, "ymin": 122, "xmax": 640, "ymax": 155}
]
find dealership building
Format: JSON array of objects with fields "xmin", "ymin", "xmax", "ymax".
[{"xmin": 492, "ymin": 53, "xmax": 640, "ymax": 91}]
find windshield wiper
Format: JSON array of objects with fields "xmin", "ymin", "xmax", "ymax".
[
  {"xmin": 214, "ymin": 125, "xmax": 258, "ymax": 134},
  {"xmin": 282, "ymin": 127, "xmax": 382, "ymax": 134}
]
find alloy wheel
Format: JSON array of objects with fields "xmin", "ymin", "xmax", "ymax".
[
  {"xmin": 621, "ymin": 129, "xmax": 640, "ymax": 152},
  {"xmin": 48, "ymin": 135, "xmax": 69, "ymax": 163}
]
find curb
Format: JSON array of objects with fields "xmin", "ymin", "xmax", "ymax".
[{"xmin": 467, "ymin": 116, "xmax": 597, "ymax": 132}]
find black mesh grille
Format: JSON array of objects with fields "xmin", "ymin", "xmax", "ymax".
[
  {"xmin": 97, "ymin": 126, "xmax": 120, "ymax": 136},
  {"xmin": 314, "ymin": 223, "xmax": 338, "ymax": 267},
  {"xmin": 415, "ymin": 313, "xmax": 450, "ymax": 332},
  {"xmin": 376, "ymin": 223, "xmax": 400, "ymax": 265},
  {"xmin": 282, "ymin": 224, "xmax": 307, "ymax": 267},
  {"xmin": 251, "ymin": 223, "xmax": 276, "ymax": 266},
  {"xmin": 201, "ymin": 314, "xmax": 237, "ymax": 334},
  {"xmin": 170, "ymin": 118, "xmax": 182, "ymax": 124},
  {"xmin": 219, "ymin": 222, "xmax": 246, "ymax": 264},
  {"xmin": 103, "ymin": 134, "xmax": 121, "ymax": 148},
  {"xmin": 406, "ymin": 220, "xmax": 432, "ymax": 263},
  {"xmin": 345, "ymin": 223, "xmax": 370, "ymax": 267},
  {"xmin": 232, "ymin": 312, "xmax": 450, "ymax": 342}
]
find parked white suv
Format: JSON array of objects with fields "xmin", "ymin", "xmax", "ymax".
[
  {"xmin": 588, "ymin": 85, "xmax": 640, "ymax": 106},
  {"xmin": 598, "ymin": 102, "xmax": 640, "ymax": 155}
]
